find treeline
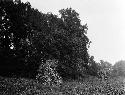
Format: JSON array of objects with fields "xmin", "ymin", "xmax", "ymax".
[
  {"xmin": 0, "ymin": 1, "xmax": 123, "ymax": 81},
  {"xmin": 0, "ymin": 1, "xmax": 92, "ymax": 80},
  {"xmin": 93, "ymin": 59, "xmax": 125, "ymax": 79}
]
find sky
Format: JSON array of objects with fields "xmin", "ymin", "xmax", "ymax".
[{"xmin": 21, "ymin": 0, "xmax": 125, "ymax": 65}]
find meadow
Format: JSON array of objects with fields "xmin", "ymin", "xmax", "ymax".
[{"xmin": 0, "ymin": 76, "xmax": 125, "ymax": 95}]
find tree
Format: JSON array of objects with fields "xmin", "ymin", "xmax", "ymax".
[
  {"xmin": 97, "ymin": 60, "xmax": 113, "ymax": 79},
  {"xmin": 0, "ymin": 1, "xmax": 38, "ymax": 78},
  {"xmin": 86, "ymin": 56, "xmax": 100, "ymax": 77},
  {"xmin": 55, "ymin": 8, "xmax": 90, "ymax": 80},
  {"xmin": 0, "ymin": 1, "xmax": 91, "ymax": 80},
  {"xmin": 31, "ymin": 8, "xmax": 91, "ymax": 80},
  {"xmin": 112, "ymin": 60, "xmax": 125, "ymax": 77}
]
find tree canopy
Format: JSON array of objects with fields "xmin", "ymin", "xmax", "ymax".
[{"xmin": 0, "ymin": 1, "xmax": 94, "ymax": 80}]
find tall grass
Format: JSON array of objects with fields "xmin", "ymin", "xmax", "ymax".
[{"xmin": 0, "ymin": 76, "xmax": 125, "ymax": 95}]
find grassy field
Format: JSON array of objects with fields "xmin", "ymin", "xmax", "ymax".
[{"xmin": 0, "ymin": 76, "xmax": 125, "ymax": 95}]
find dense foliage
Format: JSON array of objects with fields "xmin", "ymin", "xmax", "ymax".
[
  {"xmin": 97, "ymin": 60, "xmax": 113, "ymax": 79},
  {"xmin": 86, "ymin": 56, "xmax": 100, "ymax": 76},
  {"xmin": 0, "ymin": 76, "xmax": 124, "ymax": 95},
  {"xmin": 0, "ymin": 1, "xmax": 38, "ymax": 78},
  {"xmin": 0, "ymin": 1, "xmax": 125, "ymax": 95},
  {"xmin": 0, "ymin": 0, "xmax": 102, "ymax": 81},
  {"xmin": 112, "ymin": 60, "xmax": 125, "ymax": 77}
]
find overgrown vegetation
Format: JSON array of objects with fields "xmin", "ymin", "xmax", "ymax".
[
  {"xmin": 0, "ymin": 76, "xmax": 125, "ymax": 95},
  {"xmin": 0, "ymin": 0, "xmax": 125, "ymax": 95},
  {"xmin": 0, "ymin": 0, "xmax": 93, "ymax": 80}
]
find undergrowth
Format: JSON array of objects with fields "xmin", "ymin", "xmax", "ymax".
[{"xmin": 0, "ymin": 76, "xmax": 125, "ymax": 95}]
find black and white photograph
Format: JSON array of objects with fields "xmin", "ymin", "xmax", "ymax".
[{"xmin": 0, "ymin": 0, "xmax": 125, "ymax": 94}]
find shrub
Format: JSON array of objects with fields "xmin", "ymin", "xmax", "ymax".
[{"xmin": 36, "ymin": 59, "xmax": 62, "ymax": 87}]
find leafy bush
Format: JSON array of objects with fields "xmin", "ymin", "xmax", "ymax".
[{"xmin": 36, "ymin": 59, "xmax": 62, "ymax": 87}]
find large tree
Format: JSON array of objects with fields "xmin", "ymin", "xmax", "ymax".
[
  {"xmin": 0, "ymin": 1, "xmax": 37, "ymax": 78},
  {"xmin": 57, "ymin": 8, "xmax": 90, "ymax": 79},
  {"xmin": 32, "ymin": 8, "xmax": 91, "ymax": 80},
  {"xmin": 0, "ymin": 1, "xmax": 91, "ymax": 80}
]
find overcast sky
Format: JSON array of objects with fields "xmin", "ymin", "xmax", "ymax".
[{"xmin": 21, "ymin": 0, "xmax": 125, "ymax": 65}]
